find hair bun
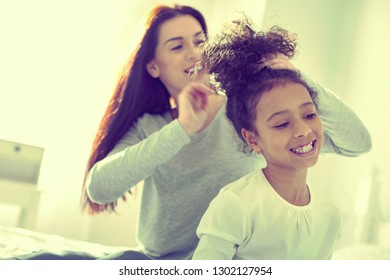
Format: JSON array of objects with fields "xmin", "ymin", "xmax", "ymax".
[{"xmin": 201, "ymin": 17, "xmax": 297, "ymax": 96}]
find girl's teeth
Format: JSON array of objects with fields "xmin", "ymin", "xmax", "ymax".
[{"xmin": 292, "ymin": 142, "xmax": 313, "ymax": 154}]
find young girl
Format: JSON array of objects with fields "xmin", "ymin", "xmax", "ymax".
[{"xmin": 191, "ymin": 19, "xmax": 359, "ymax": 260}]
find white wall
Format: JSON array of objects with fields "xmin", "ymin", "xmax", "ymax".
[
  {"xmin": 343, "ymin": 0, "xmax": 390, "ymax": 246},
  {"xmin": 0, "ymin": 0, "xmax": 143, "ymax": 243}
]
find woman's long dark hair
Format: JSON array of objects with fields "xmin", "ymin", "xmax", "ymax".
[{"xmin": 81, "ymin": 4, "xmax": 207, "ymax": 214}]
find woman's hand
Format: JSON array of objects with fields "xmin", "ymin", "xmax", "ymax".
[
  {"xmin": 177, "ymin": 82, "xmax": 218, "ymax": 137},
  {"xmin": 259, "ymin": 53, "xmax": 298, "ymax": 72}
]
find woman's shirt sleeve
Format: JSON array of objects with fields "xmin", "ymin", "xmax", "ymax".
[
  {"xmin": 302, "ymin": 73, "xmax": 372, "ymax": 156},
  {"xmin": 85, "ymin": 119, "xmax": 190, "ymax": 204}
]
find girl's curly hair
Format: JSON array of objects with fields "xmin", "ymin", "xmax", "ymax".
[{"xmin": 200, "ymin": 17, "xmax": 317, "ymax": 151}]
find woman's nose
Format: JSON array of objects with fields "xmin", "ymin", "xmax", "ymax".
[{"xmin": 186, "ymin": 45, "xmax": 199, "ymax": 60}]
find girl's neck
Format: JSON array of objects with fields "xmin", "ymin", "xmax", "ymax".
[{"xmin": 262, "ymin": 166, "xmax": 310, "ymax": 206}]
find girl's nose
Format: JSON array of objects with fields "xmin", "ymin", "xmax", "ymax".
[{"xmin": 293, "ymin": 121, "xmax": 311, "ymax": 138}]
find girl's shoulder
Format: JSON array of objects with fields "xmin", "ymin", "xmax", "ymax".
[{"xmin": 220, "ymin": 171, "xmax": 263, "ymax": 198}]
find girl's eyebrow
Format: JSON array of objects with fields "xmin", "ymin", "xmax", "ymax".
[
  {"xmin": 164, "ymin": 31, "xmax": 204, "ymax": 45},
  {"xmin": 266, "ymin": 102, "xmax": 315, "ymax": 122}
]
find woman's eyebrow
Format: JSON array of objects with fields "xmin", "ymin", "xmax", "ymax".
[
  {"xmin": 164, "ymin": 31, "xmax": 204, "ymax": 45},
  {"xmin": 164, "ymin": 37, "xmax": 183, "ymax": 45},
  {"xmin": 193, "ymin": 31, "xmax": 205, "ymax": 38}
]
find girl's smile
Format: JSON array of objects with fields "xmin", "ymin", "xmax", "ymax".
[
  {"xmin": 245, "ymin": 81, "xmax": 324, "ymax": 171},
  {"xmin": 289, "ymin": 139, "xmax": 317, "ymax": 155}
]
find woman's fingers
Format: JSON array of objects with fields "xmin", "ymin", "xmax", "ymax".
[
  {"xmin": 259, "ymin": 53, "xmax": 298, "ymax": 72},
  {"xmin": 177, "ymin": 82, "xmax": 214, "ymax": 136}
]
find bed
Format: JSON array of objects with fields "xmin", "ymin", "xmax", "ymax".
[
  {"xmin": 0, "ymin": 225, "xmax": 132, "ymax": 259},
  {"xmin": 1, "ymin": 223, "xmax": 389, "ymax": 260},
  {"xmin": 0, "ymin": 138, "xmax": 133, "ymax": 260}
]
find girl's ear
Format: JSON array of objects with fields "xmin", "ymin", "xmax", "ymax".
[
  {"xmin": 146, "ymin": 60, "xmax": 160, "ymax": 78},
  {"xmin": 241, "ymin": 128, "xmax": 262, "ymax": 154}
]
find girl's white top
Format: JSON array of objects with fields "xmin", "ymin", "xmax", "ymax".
[{"xmin": 192, "ymin": 170, "xmax": 340, "ymax": 260}]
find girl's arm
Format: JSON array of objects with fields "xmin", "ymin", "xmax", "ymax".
[
  {"xmin": 302, "ymin": 73, "xmax": 372, "ymax": 156},
  {"xmin": 262, "ymin": 54, "xmax": 372, "ymax": 156}
]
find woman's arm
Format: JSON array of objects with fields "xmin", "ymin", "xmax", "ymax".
[
  {"xmin": 86, "ymin": 83, "xmax": 219, "ymax": 204},
  {"xmin": 85, "ymin": 119, "xmax": 190, "ymax": 204}
]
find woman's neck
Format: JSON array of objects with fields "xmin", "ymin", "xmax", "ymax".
[{"xmin": 262, "ymin": 166, "xmax": 310, "ymax": 206}]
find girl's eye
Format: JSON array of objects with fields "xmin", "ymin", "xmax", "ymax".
[
  {"xmin": 305, "ymin": 113, "xmax": 317, "ymax": 120},
  {"xmin": 274, "ymin": 122, "xmax": 289, "ymax": 129}
]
